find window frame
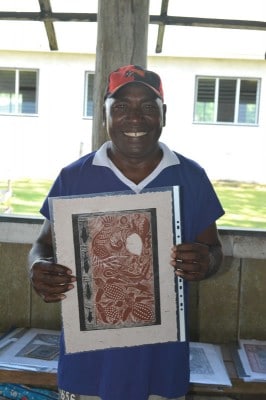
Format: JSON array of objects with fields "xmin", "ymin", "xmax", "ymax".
[
  {"xmin": 83, "ymin": 71, "xmax": 95, "ymax": 119},
  {"xmin": 193, "ymin": 76, "xmax": 261, "ymax": 126},
  {"xmin": 0, "ymin": 67, "xmax": 39, "ymax": 116}
]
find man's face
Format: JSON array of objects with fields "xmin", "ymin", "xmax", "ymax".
[{"xmin": 104, "ymin": 83, "xmax": 166, "ymax": 161}]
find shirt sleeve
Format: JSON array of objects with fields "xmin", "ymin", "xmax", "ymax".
[{"xmin": 194, "ymin": 169, "xmax": 225, "ymax": 237}]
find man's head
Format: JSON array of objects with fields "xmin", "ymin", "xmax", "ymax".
[
  {"xmin": 103, "ymin": 65, "xmax": 166, "ymax": 165},
  {"xmin": 105, "ymin": 65, "xmax": 164, "ymax": 101}
]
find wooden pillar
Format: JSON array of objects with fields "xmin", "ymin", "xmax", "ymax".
[{"xmin": 92, "ymin": 0, "xmax": 150, "ymax": 150}]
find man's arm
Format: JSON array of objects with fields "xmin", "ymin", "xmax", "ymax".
[
  {"xmin": 170, "ymin": 222, "xmax": 223, "ymax": 281},
  {"xmin": 28, "ymin": 218, "xmax": 76, "ymax": 302}
]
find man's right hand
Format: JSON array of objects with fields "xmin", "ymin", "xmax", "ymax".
[{"xmin": 30, "ymin": 258, "xmax": 76, "ymax": 303}]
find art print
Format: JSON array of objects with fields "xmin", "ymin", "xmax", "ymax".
[
  {"xmin": 189, "ymin": 342, "xmax": 232, "ymax": 386},
  {"xmin": 50, "ymin": 188, "xmax": 184, "ymax": 353},
  {"xmin": 243, "ymin": 343, "xmax": 266, "ymax": 373},
  {"xmin": 0, "ymin": 329, "xmax": 60, "ymax": 370},
  {"xmin": 16, "ymin": 333, "xmax": 59, "ymax": 361},
  {"xmin": 190, "ymin": 347, "xmax": 214, "ymax": 375},
  {"xmin": 73, "ymin": 209, "xmax": 160, "ymax": 331}
]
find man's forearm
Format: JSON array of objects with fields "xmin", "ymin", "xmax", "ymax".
[
  {"xmin": 28, "ymin": 241, "xmax": 54, "ymax": 270},
  {"xmin": 205, "ymin": 244, "xmax": 223, "ymax": 278}
]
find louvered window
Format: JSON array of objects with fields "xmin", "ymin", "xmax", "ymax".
[{"xmin": 194, "ymin": 77, "xmax": 259, "ymax": 125}]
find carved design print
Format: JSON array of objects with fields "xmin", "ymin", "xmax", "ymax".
[{"xmin": 72, "ymin": 209, "xmax": 161, "ymax": 331}]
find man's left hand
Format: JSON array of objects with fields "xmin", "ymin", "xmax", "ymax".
[{"xmin": 170, "ymin": 242, "xmax": 211, "ymax": 281}]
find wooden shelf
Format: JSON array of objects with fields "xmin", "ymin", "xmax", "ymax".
[
  {"xmin": 189, "ymin": 345, "xmax": 266, "ymax": 396},
  {"xmin": 1, "ymin": 368, "xmax": 266, "ymax": 395},
  {"xmin": 189, "ymin": 379, "xmax": 266, "ymax": 395},
  {"xmin": 0, "ymin": 369, "xmax": 57, "ymax": 388},
  {"xmin": 0, "ymin": 345, "xmax": 266, "ymax": 395}
]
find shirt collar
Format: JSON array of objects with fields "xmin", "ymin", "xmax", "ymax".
[
  {"xmin": 92, "ymin": 141, "xmax": 180, "ymax": 193},
  {"xmin": 93, "ymin": 141, "xmax": 180, "ymax": 169}
]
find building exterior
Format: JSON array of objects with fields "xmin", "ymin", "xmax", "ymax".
[{"xmin": 0, "ymin": 21, "xmax": 265, "ymax": 183}]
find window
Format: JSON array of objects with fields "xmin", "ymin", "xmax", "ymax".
[
  {"xmin": 0, "ymin": 69, "xmax": 38, "ymax": 115},
  {"xmin": 84, "ymin": 72, "xmax": 95, "ymax": 118},
  {"xmin": 194, "ymin": 77, "xmax": 260, "ymax": 125}
]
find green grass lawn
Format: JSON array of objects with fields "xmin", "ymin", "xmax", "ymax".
[
  {"xmin": 1, "ymin": 179, "xmax": 266, "ymax": 229},
  {"xmin": 213, "ymin": 180, "xmax": 266, "ymax": 229},
  {"xmin": 0, "ymin": 179, "xmax": 53, "ymax": 216}
]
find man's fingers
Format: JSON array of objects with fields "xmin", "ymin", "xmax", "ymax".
[
  {"xmin": 34, "ymin": 261, "xmax": 74, "ymax": 276},
  {"xmin": 38, "ymin": 272, "xmax": 76, "ymax": 285},
  {"xmin": 30, "ymin": 260, "xmax": 76, "ymax": 302},
  {"xmin": 40, "ymin": 292, "xmax": 67, "ymax": 303}
]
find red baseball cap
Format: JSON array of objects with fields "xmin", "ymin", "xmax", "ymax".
[{"xmin": 105, "ymin": 65, "xmax": 164, "ymax": 101}]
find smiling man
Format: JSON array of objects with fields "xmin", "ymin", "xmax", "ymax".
[
  {"xmin": 28, "ymin": 65, "xmax": 224, "ymax": 400},
  {"xmin": 104, "ymin": 69, "xmax": 165, "ymax": 184}
]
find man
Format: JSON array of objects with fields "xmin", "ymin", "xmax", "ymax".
[{"xmin": 29, "ymin": 65, "xmax": 224, "ymax": 400}]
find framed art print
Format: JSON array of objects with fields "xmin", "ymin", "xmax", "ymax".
[
  {"xmin": 49, "ymin": 187, "xmax": 185, "ymax": 353},
  {"xmin": 0, "ymin": 328, "xmax": 59, "ymax": 371}
]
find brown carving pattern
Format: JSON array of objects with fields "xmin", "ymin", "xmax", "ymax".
[{"xmin": 81, "ymin": 211, "xmax": 159, "ymax": 329}]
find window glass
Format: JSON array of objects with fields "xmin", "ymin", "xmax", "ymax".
[
  {"xmin": 19, "ymin": 70, "xmax": 37, "ymax": 114},
  {"xmin": 0, "ymin": 68, "xmax": 37, "ymax": 115},
  {"xmin": 0, "ymin": 70, "xmax": 16, "ymax": 113},
  {"xmin": 84, "ymin": 72, "xmax": 94, "ymax": 117},
  {"xmin": 238, "ymin": 80, "xmax": 257, "ymax": 124}
]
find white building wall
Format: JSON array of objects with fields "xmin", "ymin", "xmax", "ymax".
[
  {"xmin": 150, "ymin": 57, "xmax": 266, "ymax": 183},
  {"xmin": 0, "ymin": 51, "xmax": 94, "ymax": 180},
  {"xmin": 0, "ymin": 50, "xmax": 265, "ymax": 183}
]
